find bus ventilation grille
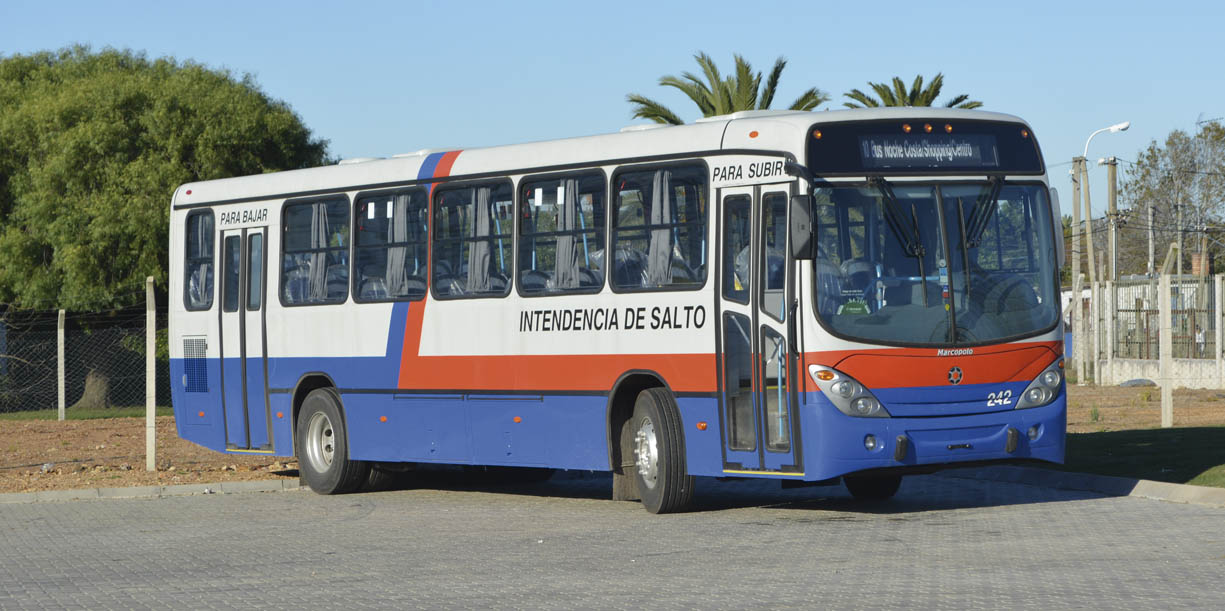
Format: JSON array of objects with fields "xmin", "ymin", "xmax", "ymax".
[{"xmin": 183, "ymin": 337, "xmax": 208, "ymax": 393}]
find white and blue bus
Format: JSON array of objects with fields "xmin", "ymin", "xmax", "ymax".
[{"xmin": 168, "ymin": 108, "xmax": 1066, "ymax": 513}]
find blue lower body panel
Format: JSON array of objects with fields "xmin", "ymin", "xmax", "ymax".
[{"xmin": 799, "ymin": 391, "xmax": 1066, "ymax": 481}]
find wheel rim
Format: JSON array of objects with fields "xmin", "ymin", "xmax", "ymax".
[
  {"xmin": 304, "ymin": 411, "xmax": 336, "ymax": 473},
  {"xmin": 634, "ymin": 415, "xmax": 659, "ymax": 490}
]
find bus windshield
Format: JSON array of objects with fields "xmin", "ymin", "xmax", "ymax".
[{"xmin": 812, "ymin": 181, "xmax": 1058, "ymax": 346}]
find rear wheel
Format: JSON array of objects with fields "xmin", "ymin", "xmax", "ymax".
[
  {"xmin": 844, "ymin": 474, "xmax": 902, "ymax": 501},
  {"xmin": 296, "ymin": 388, "xmax": 369, "ymax": 494},
  {"xmin": 631, "ymin": 388, "xmax": 694, "ymax": 514}
]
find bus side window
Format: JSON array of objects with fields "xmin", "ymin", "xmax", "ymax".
[
  {"xmin": 610, "ymin": 163, "xmax": 708, "ymax": 291},
  {"xmin": 184, "ymin": 210, "xmax": 215, "ymax": 311},
  {"xmin": 432, "ymin": 181, "xmax": 514, "ymax": 299},
  {"xmin": 281, "ymin": 196, "xmax": 350, "ymax": 305},
  {"xmin": 518, "ymin": 172, "xmax": 606, "ymax": 296},
  {"xmin": 354, "ymin": 188, "xmax": 428, "ymax": 302}
]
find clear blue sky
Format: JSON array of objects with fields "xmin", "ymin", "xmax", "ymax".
[{"xmin": 3, "ymin": 0, "xmax": 1222, "ymax": 218}]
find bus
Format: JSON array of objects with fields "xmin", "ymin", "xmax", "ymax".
[{"xmin": 168, "ymin": 107, "xmax": 1066, "ymax": 513}]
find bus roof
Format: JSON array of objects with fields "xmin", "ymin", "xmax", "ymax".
[{"xmin": 171, "ymin": 107, "xmax": 1032, "ymax": 208}]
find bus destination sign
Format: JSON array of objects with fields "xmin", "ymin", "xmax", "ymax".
[
  {"xmin": 858, "ymin": 134, "xmax": 999, "ymax": 169},
  {"xmin": 806, "ymin": 120, "xmax": 1043, "ymax": 175}
]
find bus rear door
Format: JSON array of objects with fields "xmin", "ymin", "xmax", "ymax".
[{"xmin": 219, "ymin": 226, "xmax": 272, "ymax": 452}]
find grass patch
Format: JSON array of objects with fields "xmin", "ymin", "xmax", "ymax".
[
  {"xmin": 1060, "ymin": 426, "xmax": 1225, "ymax": 488},
  {"xmin": 0, "ymin": 406, "xmax": 174, "ymax": 421}
]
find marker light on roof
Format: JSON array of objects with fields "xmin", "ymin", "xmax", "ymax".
[
  {"xmin": 902, "ymin": 124, "xmax": 912, "ymax": 133},
  {"xmin": 749, "ymin": 130, "xmax": 759, "ymax": 138},
  {"xmin": 812, "ymin": 129, "xmax": 823, "ymax": 140},
  {"xmin": 1021, "ymin": 129, "xmax": 1030, "ymax": 139},
  {"xmin": 945, "ymin": 123, "xmax": 953, "ymax": 133},
  {"xmin": 924, "ymin": 123, "xmax": 933, "ymax": 133}
]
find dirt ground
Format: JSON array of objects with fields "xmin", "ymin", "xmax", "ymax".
[
  {"xmin": 1, "ymin": 385, "xmax": 1223, "ymax": 494},
  {"xmin": 0, "ymin": 417, "xmax": 297, "ymax": 494}
]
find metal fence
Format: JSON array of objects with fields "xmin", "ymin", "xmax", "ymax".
[
  {"xmin": 0, "ymin": 305, "xmax": 169, "ymax": 414},
  {"xmin": 1103, "ymin": 276, "xmax": 1216, "ymax": 361}
]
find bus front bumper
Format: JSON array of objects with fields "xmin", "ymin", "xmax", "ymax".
[{"xmin": 802, "ymin": 392, "xmax": 1066, "ymax": 481}]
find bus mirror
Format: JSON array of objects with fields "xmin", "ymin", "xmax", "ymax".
[{"xmin": 789, "ymin": 194, "xmax": 815, "ymax": 260}]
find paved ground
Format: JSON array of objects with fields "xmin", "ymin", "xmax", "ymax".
[{"xmin": 1, "ymin": 472, "xmax": 1222, "ymax": 609}]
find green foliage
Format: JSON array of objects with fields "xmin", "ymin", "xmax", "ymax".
[
  {"xmin": 0, "ymin": 46, "xmax": 331, "ymax": 310},
  {"xmin": 842, "ymin": 73, "xmax": 982, "ymax": 109},
  {"xmin": 627, "ymin": 52, "xmax": 829, "ymax": 125}
]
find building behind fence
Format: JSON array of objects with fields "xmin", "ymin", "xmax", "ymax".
[
  {"xmin": 1072, "ymin": 273, "xmax": 1224, "ymax": 391},
  {"xmin": 0, "ymin": 305, "xmax": 169, "ymax": 414}
]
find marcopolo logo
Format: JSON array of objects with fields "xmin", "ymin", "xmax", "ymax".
[
  {"xmin": 936, "ymin": 348, "xmax": 974, "ymax": 356},
  {"xmin": 948, "ymin": 367, "xmax": 964, "ymax": 385}
]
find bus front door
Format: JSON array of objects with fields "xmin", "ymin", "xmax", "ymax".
[
  {"xmin": 218, "ymin": 226, "xmax": 272, "ymax": 452},
  {"xmin": 718, "ymin": 184, "xmax": 801, "ymax": 475}
]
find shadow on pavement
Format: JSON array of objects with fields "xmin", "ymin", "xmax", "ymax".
[{"xmin": 354, "ymin": 467, "xmax": 1109, "ymax": 515}]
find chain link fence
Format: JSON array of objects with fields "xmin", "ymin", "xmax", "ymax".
[{"xmin": 0, "ymin": 305, "xmax": 169, "ymax": 415}]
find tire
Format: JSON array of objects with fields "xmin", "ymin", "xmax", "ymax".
[
  {"xmin": 631, "ymin": 387, "xmax": 694, "ymax": 514},
  {"xmin": 844, "ymin": 474, "xmax": 902, "ymax": 501},
  {"xmin": 296, "ymin": 388, "xmax": 370, "ymax": 494}
]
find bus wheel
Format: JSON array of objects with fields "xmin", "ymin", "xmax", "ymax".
[
  {"xmin": 631, "ymin": 388, "xmax": 694, "ymax": 514},
  {"xmin": 297, "ymin": 388, "xmax": 370, "ymax": 494},
  {"xmin": 844, "ymin": 474, "xmax": 902, "ymax": 501}
]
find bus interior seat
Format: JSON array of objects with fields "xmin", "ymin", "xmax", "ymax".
[
  {"xmin": 325, "ymin": 264, "xmax": 348, "ymax": 297},
  {"xmin": 188, "ymin": 264, "xmax": 213, "ymax": 307},
  {"xmin": 520, "ymin": 269, "xmax": 551, "ymax": 293},
  {"xmin": 359, "ymin": 277, "xmax": 387, "ymax": 300},
  {"xmin": 283, "ymin": 266, "xmax": 309, "ymax": 304},
  {"xmin": 577, "ymin": 267, "xmax": 600, "ymax": 288},
  {"xmin": 613, "ymin": 249, "xmax": 647, "ymax": 288},
  {"xmin": 434, "ymin": 275, "xmax": 463, "ymax": 297},
  {"xmin": 840, "ymin": 258, "xmax": 873, "ymax": 292}
]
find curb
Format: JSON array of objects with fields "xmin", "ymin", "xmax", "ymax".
[
  {"xmin": 941, "ymin": 466, "xmax": 1225, "ymax": 509},
  {"xmin": 0, "ymin": 478, "xmax": 301, "ymax": 505}
]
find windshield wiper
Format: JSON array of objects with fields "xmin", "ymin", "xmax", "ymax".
[
  {"xmin": 868, "ymin": 176, "xmax": 924, "ymax": 258},
  {"xmin": 964, "ymin": 176, "xmax": 1003, "ymax": 248}
]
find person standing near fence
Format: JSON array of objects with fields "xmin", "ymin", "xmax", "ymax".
[{"xmin": 1196, "ymin": 327, "xmax": 1206, "ymax": 358}]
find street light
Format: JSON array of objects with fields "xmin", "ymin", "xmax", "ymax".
[
  {"xmin": 1076, "ymin": 120, "xmax": 1130, "ymax": 286},
  {"xmin": 1084, "ymin": 121, "xmax": 1130, "ymax": 158},
  {"xmin": 1069, "ymin": 120, "xmax": 1128, "ymax": 387}
]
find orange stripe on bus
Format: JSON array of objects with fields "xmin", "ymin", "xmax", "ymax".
[{"xmin": 805, "ymin": 341, "xmax": 1061, "ymax": 389}]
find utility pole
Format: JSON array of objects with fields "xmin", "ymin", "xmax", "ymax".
[
  {"xmin": 1106, "ymin": 156, "xmax": 1119, "ymax": 280},
  {"xmin": 1148, "ymin": 204, "xmax": 1155, "ymax": 277},
  {"xmin": 1069, "ymin": 163, "xmax": 1082, "ymax": 382},
  {"xmin": 1177, "ymin": 202, "xmax": 1184, "ymax": 284},
  {"xmin": 1078, "ymin": 156, "xmax": 1099, "ymax": 289},
  {"xmin": 1071, "ymin": 163, "xmax": 1082, "ymax": 292}
]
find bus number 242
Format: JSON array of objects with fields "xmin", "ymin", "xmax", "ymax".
[{"xmin": 986, "ymin": 390, "xmax": 1013, "ymax": 407}]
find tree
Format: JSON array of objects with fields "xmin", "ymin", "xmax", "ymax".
[
  {"xmin": 842, "ymin": 73, "xmax": 982, "ymax": 109},
  {"xmin": 0, "ymin": 46, "xmax": 331, "ymax": 409},
  {"xmin": 1118, "ymin": 122, "xmax": 1225, "ymax": 276},
  {"xmin": 0, "ymin": 46, "xmax": 330, "ymax": 311},
  {"xmin": 627, "ymin": 52, "xmax": 829, "ymax": 125}
]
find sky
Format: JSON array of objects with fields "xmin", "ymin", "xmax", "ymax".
[{"xmin": 2, "ymin": 0, "xmax": 1223, "ymax": 218}]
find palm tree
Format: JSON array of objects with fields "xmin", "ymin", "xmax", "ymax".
[
  {"xmin": 627, "ymin": 52, "xmax": 829, "ymax": 125},
  {"xmin": 842, "ymin": 73, "xmax": 982, "ymax": 109}
]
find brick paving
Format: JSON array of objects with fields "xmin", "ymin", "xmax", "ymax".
[{"xmin": 0, "ymin": 472, "xmax": 1221, "ymax": 609}]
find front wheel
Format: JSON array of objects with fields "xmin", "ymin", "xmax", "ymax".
[
  {"xmin": 631, "ymin": 388, "xmax": 694, "ymax": 514},
  {"xmin": 297, "ymin": 388, "xmax": 370, "ymax": 494},
  {"xmin": 844, "ymin": 474, "xmax": 902, "ymax": 501}
]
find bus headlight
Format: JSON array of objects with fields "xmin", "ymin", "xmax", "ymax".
[
  {"xmin": 1016, "ymin": 360, "xmax": 1064, "ymax": 409},
  {"xmin": 808, "ymin": 365, "xmax": 891, "ymax": 418}
]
